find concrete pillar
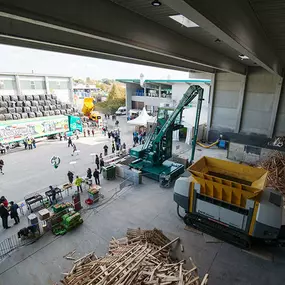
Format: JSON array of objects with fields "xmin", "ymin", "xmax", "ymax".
[
  {"xmin": 235, "ymin": 71, "xmax": 248, "ymax": 133},
  {"xmin": 158, "ymin": 85, "xmax": 161, "ymax": 98},
  {"xmin": 206, "ymin": 72, "xmax": 216, "ymax": 140},
  {"xmin": 268, "ymin": 75, "xmax": 284, "ymax": 138},
  {"xmin": 15, "ymin": 75, "xmax": 21, "ymax": 95},
  {"xmin": 45, "ymin": 76, "xmax": 50, "ymax": 94},
  {"xmin": 69, "ymin": 77, "xmax": 74, "ymax": 103}
]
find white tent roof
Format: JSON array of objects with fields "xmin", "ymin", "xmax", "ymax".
[{"xmin": 127, "ymin": 107, "xmax": 155, "ymax": 126}]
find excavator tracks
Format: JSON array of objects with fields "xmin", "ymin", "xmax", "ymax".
[{"xmin": 184, "ymin": 213, "xmax": 251, "ymax": 249}]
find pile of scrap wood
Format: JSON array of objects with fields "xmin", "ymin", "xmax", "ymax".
[
  {"xmin": 259, "ymin": 151, "xmax": 285, "ymax": 195},
  {"xmin": 61, "ymin": 228, "xmax": 209, "ymax": 285}
]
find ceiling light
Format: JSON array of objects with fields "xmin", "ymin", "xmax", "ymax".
[
  {"xmin": 151, "ymin": 0, "xmax": 161, "ymax": 6},
  {"xmin": 239, "ymin": 54, "xmax": 249, "ymax": 60},
  {"xmin": 169, "ymin": 14, "xmax": 199, "ymax": 28}
]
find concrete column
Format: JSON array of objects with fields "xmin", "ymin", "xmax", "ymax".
[
  {"xmin": 206, "ymin": 72, "xmax": 216, "ymax": 140},
  {"xmin": 15, "ymin": 75, "xmax": 21, "ymax": 95},
  {"xmin": 268, "ymin": 75, "xmax": 284, "ymax": 138},
  {"xmin": 69, "ymin": 77, "xmax": 74, "ymax": 103},
  {"xmin": 235, "ymin": 71, "xmax": 248, "ymax": 133},
  {"xmin": 45, "ymin": 76, "xmax": 50, "ymax": 94},
  {"xmin": 158, "ymin": 85, "xmax": 161, "ymax": 98}
]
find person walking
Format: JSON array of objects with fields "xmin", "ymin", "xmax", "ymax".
[
  {"xmin": 0, "ymin": 204, "xmax": 10, "ymax": 229},
  {"xmin": 23, "ymin": 139, "xmax": 27, "ymax": 150},
  {"xmin": 112, "ymin": 141, "xmax": 115, "ymax": 154},
  {"xmin": 103, "ymin": 144, "xmax": 108, "ymax": 156},
  {"xmin": 49, "ymin": 186, "xmax": 57, "ymax": 205},
  {"xmin": 72, "ymin": 143, "xmax": 77, "ymax": 156},
  {"xmin": 32, "ymin": 138, "xmax": 36, "ymax": 149},
  {"xmin": 99, "ymin": 153, "xmax": 103, "ymax": 159},
  {"xmin": 68, "ymin": 137, "xmax": 72, "ymax": 147},
  {"xmin": 67, "ymin": 171, "xmax": 74, "ymax": 184},
  {"xmin": 93, "ymin": 168, "xmax": 100, "ymax": 185},
  {"xmin": 87, "ymin": 129, "xmax": 90, "ymax": 136},
  {"xmin": 100, "ymin": 157, "xmax": 104, "ymax": 174},
  {"xmin": 75, "ymin": 176, "xmax": 83, "ymax": 193},
  {"xmin": 87, "ymin": 168, "xmax": 92, "ymax": 179},
  {"xmin": 83, "ymin": 130, "xmax": 86, "ymax": 137},
  {"xmin": 95, "ymin": 154, "xmax": 99, "ymax": 170},
  {"xmin": 10, "ymin": 201, "xmax": 20, "ymax": 224},
  {"xmin": 0, "ymin": 159, "xmax": 4, "ymax": 175},
  {"xmin": 91, "ymin": 129, "xmax": 95, "ymax": 136}
]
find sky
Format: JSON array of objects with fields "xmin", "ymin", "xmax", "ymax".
[{"xmin": 0, "ymin": 44, "xmax": 189, "ymax": 80}]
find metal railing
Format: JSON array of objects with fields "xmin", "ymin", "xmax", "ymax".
[{"xmin": 0, "ymin": 232, "xmax": 39, "ymax": 261}]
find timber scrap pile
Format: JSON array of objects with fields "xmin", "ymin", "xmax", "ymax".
[
  {"xmin": 61, "ymin": 228, "xmax": 209, "ymax": 285},
  {"xmin": 259, "ymin": 151, "xmax": 285, "ymax": 196}
]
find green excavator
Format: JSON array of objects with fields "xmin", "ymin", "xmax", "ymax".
[{"xmin": 129, "ymin": 85, "xmax": 204, "ymax": 187}]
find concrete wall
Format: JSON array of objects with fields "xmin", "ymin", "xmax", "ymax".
[
  {"xmin": 240, "ymin": 69, "xmax": 278, "ymax": 135},
  {"xmin": 211, "ymin": 72, "xmax": 243, "ymax": 132},
  {"xmin": 209, "ymin": 67, "xmax": 283, "ymax": 143},
  {"xmin": 126, "ymin": 83, "xmax": 139, "ymax": 112},
  {"xmin": 275, "ymin": 84, "xmax": 285, "ymax": 136}
]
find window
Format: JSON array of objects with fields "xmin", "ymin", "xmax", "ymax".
[
  {"xmin": 31, "ymin": 81, "xmax": 36, "ymax": 89},
  {"xmin": 57, "ymin": 82, "xmax": 61, "ymax": 89},
  {"xmin": 0, "ymin": 81, "xmax": 4, "ymax": 89}
]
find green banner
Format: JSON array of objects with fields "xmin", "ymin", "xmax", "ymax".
[{"xmin": 68, "ymin": 115, "xmax": 83, "ymax": 132}]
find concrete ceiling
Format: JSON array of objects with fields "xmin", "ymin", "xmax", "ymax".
[{"xmin": 0, "ymin": 0, "xmax": 283, "ymax": 76}]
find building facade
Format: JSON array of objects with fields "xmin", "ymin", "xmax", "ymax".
[{"xmin": 0, "ymin": 73, "xmax": 73, "ymax": 103}]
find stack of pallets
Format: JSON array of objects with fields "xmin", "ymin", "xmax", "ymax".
[{"xmin": 60, "ymin": 228, "xmax": 209, "ymax": 285}]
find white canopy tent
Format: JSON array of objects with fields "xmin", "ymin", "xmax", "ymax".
[{"xmin": 127, "ymin": 107, "xmax": 155, "ymax": 127}]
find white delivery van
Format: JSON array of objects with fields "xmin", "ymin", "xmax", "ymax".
[{"xmin": 115, "ymin": 106, "xmax": 127, "ymax": 115}]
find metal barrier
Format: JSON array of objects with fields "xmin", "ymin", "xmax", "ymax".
[{"xmin": 0, "ymin": 232, "xmax": 39, "ymax": 261}]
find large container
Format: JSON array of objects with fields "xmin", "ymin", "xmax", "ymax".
[
  {"xmin": 102, "ymin": 165, "xmax": 116, "ymax": 180},
  {"xmin": 188, "ymin": 156, "xmax": 268, "ymax": 208}
]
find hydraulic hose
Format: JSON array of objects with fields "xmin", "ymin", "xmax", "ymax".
[{"xmin": 196, "ymin": 140, "xmax": 219, "ymax": 149}]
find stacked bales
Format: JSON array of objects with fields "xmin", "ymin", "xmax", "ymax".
[{"xmin": 0, "ymin": 94, "xmax": 78, "ymax": 121}]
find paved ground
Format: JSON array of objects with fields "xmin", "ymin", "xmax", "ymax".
[{"xmin": 0, "ymin": 176, "xmax": 284, "ymax": 285}]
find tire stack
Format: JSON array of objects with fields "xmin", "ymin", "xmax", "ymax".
[{"xmin": 0, "ymin": 94, "xmax": 79, "ymax": 121}]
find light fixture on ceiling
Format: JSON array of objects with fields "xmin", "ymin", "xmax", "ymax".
[
  {"xmin": 169, "ymin": 14, "xmax": 199, "ymax": 28},
  {"xmin": 151, "ymin": 0, "xmax": 162, "ymax": 6},
  {"xmin": 238, "ymin": 54, "xmax": 249, "ymax": 60}
]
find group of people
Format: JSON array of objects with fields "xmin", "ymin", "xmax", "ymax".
[
  {"xmin": 83, "ymin": 128, "xmax": 96, "ymax": 137},
  {"xmin": 23, "ymin": 137, "xmax": 36, "ymax": 150},
  {"xmin": 0, "ymin": 196, "xmax": 20, "ymax": 229},
  {"xmin": 133, "ymin": 130, "xmax": 146, "ymax": 145}
]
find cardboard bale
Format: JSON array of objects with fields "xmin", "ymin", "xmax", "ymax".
[
  {"xmin": 49, "ymin": 110, "xmax": 55, "ymax": 116},
  {"xmin": 31, "ymin": 101, "xmax": 39, "ymax": 106},
  {"xmin": 28, "ymin": 112, "xmax": 35, "ymax": 118},
  {"xmin": 4, "ymin": 114, "xmax": 12, "ymax": 120},
  {"xmin": 32, "ymin": 95, "xmax": 39, "ymax": 101},
  {"xmin": 25, "ymin": 95, "xmax": 33, "ymax": 101},
  {"xmin": 8, "ymin": 101, "xmax": 16, "ymax": 108},
  {"xmin": 2, "ymin": 95, "xmax": 10, "ymax": 102},
  {"xmin": 23, "ymin": 106, "xmax": 31, "ymax": 113},
  {"xmin": 0, "ymin": 114, "xmax": 5, "ymax": 121},
  {"xmin": 38, "ymin": 100, "xmax": 45, "ymax": 106},
  {"xmin": 54, "ymin": 110, "xmax": 61, "ymax": 115},
  {"xmin": 0, "ymin": 107, "xmax": 7, "ymax": 114},
  {"xmin": 30, "ymin": 106, "xmax": 38, "ymax": 113},
  {"xmin": 43, "ymin": 111, "xmax": 50, "ymax": 116},
  {"xmin": 16, "ymin": 101, "xmax": 23, "ymax": 107},
  {"xmin": 45, "ymin": 94, "xmax": 52, "ymax": 100},
  {"xmin": 51, "ymin": 94, "xmax": 57, "ymax": 100},
  {"xmin": 66, "ymin": 103, "xmax": 72, "ymax": 109},
  {"xmin": 38, "ymin": 209, "xmax": 50, "ymax": 221},
  {"xmin": 50, "ymin": 105, "xmax": 56, "ymax": 110},
  {"xmin": 50, "ymin": 99, "xmax": 56, "ymax": 105},
  {"xmin": 38, "ymin": 105, "xmax": 44, "ymax": 111},
  {"xmin": 17, "ymin": 95, "xmax": 25, "ymax": 101},
  {"xmin": 66, "ymin": 109, "xmax": 72, "ymax": 114},
  {"xmin": 10, "ymin": 95, "xmax": 18, "ymax": 101},
  {"xmin": 39, "ymin": 94, "xmax": 46, "ymax": 100},
  {"xmin": 60, "ymin": 109, "xmax": 66, "ymax": 115},
  {"xmin": 7, "ymin": 107, "xmax": 16, "ymax": 113},
  {"xmin": 44, "ymin": 100, "xmax": 51, "ymax": 106},
  {"xmin": 43, "ymin": 106, "xmax": 50, "ymax": 111},
  {"xmin": 15, "ymin": 107, "xmax": 23, "ymax": 113},
  {"xmin": 12, "ymin": 113, "xmax": 21, "ymax": 120},
  {"xmin": 24, "ymin": 101, "xmax": 31, "ymax": 107},
  {"xmin": 56, "ymin": 104, "xmax": 61, "ymax": 110},
  {"xmin": 0, "ymin": 101, "xmax": 8, "ymax": 108},
  {"xmin": 21, "ymin": 113, "xmax": 28, "ymax": 119},
  {"xmin": 35, "ymin": 111, "xmax": 43, "ymax": 117}
]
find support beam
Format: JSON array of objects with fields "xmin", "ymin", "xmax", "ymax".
[
  {"xmin": 206, "ymin": 72, "xmax": 216, "ymax": 141},
  {"xmin": 0, "ymin": 0, "xmax": 246, "ymax": 74},
  {"xmin": 44, "ymin": 76, "xmax": 50, "ymax": 94},
  {"xmin": 162, "ymin": 0, "xmax": 283, "ymax": 76},
  {"xmin": 235, "ymin": 71, "xmax": 248, "ymax": 133},
  {"xmin": 268, "ymin": 76, "xmax": 284, "ymax": 138},
  {"xmin": 15, "ymin": 74, "xmax": 21, "ymax": 95}
]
